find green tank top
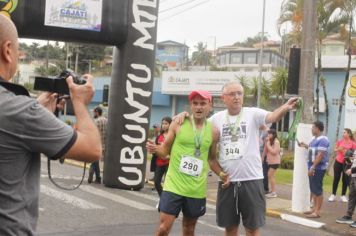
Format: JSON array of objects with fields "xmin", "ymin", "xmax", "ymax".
[{"xmin": 163, "ymin": 119, "xmax": 212, "ymax": 198}]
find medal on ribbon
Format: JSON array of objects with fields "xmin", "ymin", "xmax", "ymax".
[{"xmin": 191, "ymin": 116, "xmax": 206, "ymax": 158}]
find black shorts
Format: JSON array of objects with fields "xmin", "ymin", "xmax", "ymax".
[
  {"xmin": 159, "ymin": 191, "xmax": 206, "ymax": 218},
  {"xmin": 216, "ymin": 180, "xmax": 266, "ymax": 230},
  {"xmin": 268, "ymin": 164, "xmax": 280, "ymax": 170}
]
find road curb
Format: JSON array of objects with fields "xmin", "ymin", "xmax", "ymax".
[
  {"xmin": 266, "ymin": 209, "xmax": 282, "ymax": 218},
  {"xmin": 64, "ymin": 159, "xmax": 87, "ymax": 168}
]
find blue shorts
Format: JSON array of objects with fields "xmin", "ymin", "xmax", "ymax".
[
  {"xmin": 309, "ymin": 169, "xmax": 326, "ymax": 196},
  {"xmin": 159, "ymin": 191, "xmax": 206, "ymax": 218}
]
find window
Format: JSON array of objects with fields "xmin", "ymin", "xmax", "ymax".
[
  {"xmin": 332, "ymin": 98, "xmax": 339, "ymax": 106},
  {"xmin": 244, "ymin": 52, "xmax": 257, "ymax": 64},
  {"xmin": 231, "ymin": 53, "xmax": 242, "ymax": 64}
]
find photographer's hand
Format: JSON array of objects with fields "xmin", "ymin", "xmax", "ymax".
[
  {"xmin": 37, "ymin": 92, "xmax": 58, "ymax": 113},
  {"xmin": 64, "ymin": 74, "xmax": 101, "ymax": 163},
  {"xmin": 67, "ymin": 74, "xmax": 94, "ymax": 105}
]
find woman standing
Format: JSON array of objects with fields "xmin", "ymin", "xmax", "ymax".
[
  {"xmin": 329, "ymin": 128, "xmax": 356, "ymax": 202},
  {"xmin": 154, "ymin": 117, "xmax": 172, "ymax": 201},
  {"xmin": 263, "ymin": 129, "xmax": 281, "ymax": 198}
]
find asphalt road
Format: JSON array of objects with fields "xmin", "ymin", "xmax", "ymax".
[{"xmin": 36, "ymin": 159, "xmax": 338, "ymax": 236}]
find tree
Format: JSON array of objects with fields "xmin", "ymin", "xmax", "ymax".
[
  {"xmin": 334, "ymin": 0, "xmax": 356, "ymax": 143},
  {"xmin": 233, "ymin": 33, "xmax": 269, "ymax": 48},
  {"xmin": 278, "ymin": 0, "xmax": 351, "ymax": 133},
  {"xmin": 250, "ymin": 76, "xmax": 271, "ymax": 108},
  {"xmin": 315, "ymin": 0, "xmax": 348, "ymax": 123},
  {"xmin": 277, "ymin": 0, "xmax": 304, "ymax": 46},
  {"xmin": 191, "ymin": 42, "xmax": 212, "ymax": 66},
  {"xmin": 271, "ymin": 68, "xmax": 288, "ymax": 131},
  {"xmin": 235, "ymin": 75, "xmax": 251, "ymax": 100}
]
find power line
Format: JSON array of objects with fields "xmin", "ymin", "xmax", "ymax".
[
  {"xmin": 159, "ymin": 0, "xmax": 210, "ymax": 22},
  {"xmin": 159, "ymin": 0, "xmax": 203, "ymax": 14}
]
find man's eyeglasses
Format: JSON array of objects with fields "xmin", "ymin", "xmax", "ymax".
[{"xmin": 223, "ymin": 91, "xmax": 243, "ymax": 97}]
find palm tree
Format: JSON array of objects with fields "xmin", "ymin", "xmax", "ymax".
[
  {"xmin": 235, "ymin": 75, "xmax": 251, "ymax": 100},
  {"xmin": 315, "ymin": 0, "xmax": 349, "ymax": 120},
  {"xmin": 191, "ymin": 42, "xmax": 211, "ymax": 66},
  {"xmin": 278, "ymin": 0, "xmax": 351, "ymax": 134},
  {"xmin": 334, "ymin": 0, "xmax": 356, "ymax": 143},
  {"xmin": 271, "ymin": 68, "xmax": 289, "ymax": 130},
  {"xmin": 277, "ymin": 0, "xmax": 304, "ymax": 46},
  {"xmin": 320, "ymin": 76, "xmax": 329, "ymax": 134},
  {"xmin": 250, "ymin": 76, "xmax": 271, "ymax": 108}
]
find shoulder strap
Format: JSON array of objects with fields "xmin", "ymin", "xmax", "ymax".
[{"xmin": 0, "ymin": 81, "xmax": 30, "ymax": 97}]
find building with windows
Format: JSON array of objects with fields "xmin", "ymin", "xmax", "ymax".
[
  {"xmin": 156, "ymin": 40, "xmax": 189, "ymax": 71},
  {"xmin": 216, "ymin": 46, "xmax": 288, "ymax": 72}
]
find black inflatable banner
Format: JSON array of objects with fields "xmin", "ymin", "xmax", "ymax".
[
  {"xmin": 10, "ymin": 0, "xmax": 128, "ymax": 46},
  {"xmin": 103, "ymin": 0, "xmax": 159, "ymax": 190},
  {"xmin": 9, "ymin": 0, "xmax": 159, "ymax": 190}
]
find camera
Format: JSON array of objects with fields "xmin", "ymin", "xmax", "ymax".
[
  {"xmin": 34, "ymin": 70, "xmax": 86, "ymax": 95},
  {"xmin": 345, "ymin": 149, "xmax": 355, "ymax": 166}
]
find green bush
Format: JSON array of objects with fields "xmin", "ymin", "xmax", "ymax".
[{"xmin": 280, "ymin": 152, "xmax": 294, "ymax": 169}]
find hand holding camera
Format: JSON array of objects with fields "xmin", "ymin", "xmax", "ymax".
[{"xmin": 67, "ymin": 74, "xmax": 94, "ymax": 106}]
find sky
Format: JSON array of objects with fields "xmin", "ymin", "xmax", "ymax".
[
  {"xmin": 157, "ymin": 0, "xmax": 286, "ymax": 50},
  {"xmin": 20, "ymin": 0, "xmax": 286, "ymax": 51}
]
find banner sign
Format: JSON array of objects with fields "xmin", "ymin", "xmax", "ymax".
[
  {"xmin": 345, "ymin": 72, "xmax": 356, "ymax": 130},
  {"xmin": 10, "ymin": 0, "xmax": 127, "ymax": 46},
  {"xmin": 44, "ymin": 0, "xmax": 103, "ymax": 32},
  {"xmin": 161, "ymin": 71, "xmax": 272, "ymax": 96}
]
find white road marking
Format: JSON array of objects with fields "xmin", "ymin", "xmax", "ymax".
[
  {"xmin": 197, "ymin": 219, "xmax": 224, "ymax": 231},
  {"xmin": 80, "ymin": 185, "xmax": 156, "ymax": 211},
  {"xmin": 40, "ymin": 174, "xmax": 84, "ymax": 181},
  {"xmin": 124, "ymin": 190, "xmax": 159, "ymax": 201},
  {"xmin": 281, "ymin": 214, "xmax": 325, "ymax": 228},
  {"xmin": 40, "ymin": 185, "xmax": 105, "ymax": 210}
]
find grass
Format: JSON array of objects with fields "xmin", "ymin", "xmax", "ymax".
[{"xmin": 276, "ymin": 168, "xmax": 341, "ymax": 195}]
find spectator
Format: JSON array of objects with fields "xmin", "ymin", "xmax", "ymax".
[
  {"xmin": 149, "ymin": 124, "xmax": 160, "ymax": 182},
  {"xmin": 336, "ymin": 148, "xmax": 356, "ymax": 227},
  {"xmin": 299, "ymin": 121, "xmax": 330, "ymax": 218},
  {"xmin": 154, "ymin": 117, "xmax": 172, "ymax": 203},
  {"xmin": 263, "ymin": 129, "xmax": 281, "ymax": 198},
  {"xmin": 88, "ymin": 106, "xmax": 107, "ymax": 184},
  {"xmin": 329, "ymin": 128, "xmax": 356, "ymax": 203},
  {"xmin": 260, "ymin": 125, "xmax": 270, "ymax": 194}
]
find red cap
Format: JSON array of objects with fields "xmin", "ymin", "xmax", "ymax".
[{"xmin": 188, "ymin": 90, "xmax": 212, "ymax": 102}]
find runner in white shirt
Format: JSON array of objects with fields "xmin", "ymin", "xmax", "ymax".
[
  {"xmin": 175, "ymin": 81, "xmax": 298, "ymax": 236},
  {"xmin": 212, "ymin": 81, "xmax": 298, "ymax": 236}
]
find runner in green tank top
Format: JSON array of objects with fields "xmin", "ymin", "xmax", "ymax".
[{"xmin": 146, "ymin": 90, "xmax": 228, "ymax": 236}]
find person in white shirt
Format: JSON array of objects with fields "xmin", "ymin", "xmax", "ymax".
[{"xmin": 177, "ymin": 81, "xmax": 298, "ymax": 236}]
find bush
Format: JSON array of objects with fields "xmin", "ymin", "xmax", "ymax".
[{"xmin": 280, "ymin": 151, "xmax": 294, "ymax": 169}]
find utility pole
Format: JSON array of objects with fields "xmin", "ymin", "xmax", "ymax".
[
  {"xmin": 292, "ymin": 0, "xmax": 318, "ymax": 213},
  {"xmin": 257, "ymin": 0, "xmax": 266, "ymax": 108},
  {"xmin": 74, "ymin": 45, "xmax": 79, "ymax": 73},
  {"xmin": 45, "ymin": 40, "xmax": 49, "ymax": 70},
  {"xmin": 65, "ymin": 43, "xmax": 69, "ymax": 69},
  {"xmin": 299, "ymin": 0, "xmax": 317, "ymax": 123}
]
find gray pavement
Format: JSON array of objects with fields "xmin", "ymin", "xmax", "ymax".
[{"xmin": 65, "ymin": 159, "xmax": 356, "ymax": 235}]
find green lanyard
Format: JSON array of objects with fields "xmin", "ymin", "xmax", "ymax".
[
  {"xmin": 287, "ymin": 98, "xmax": 303, "ymax": 141},
  {"xmin": 226, "ymin": 108, "xmax": 243, "ymax": 142},
  {"xmin": 191, "ymin": 116, "xmax": 206, "ymax": 157}
]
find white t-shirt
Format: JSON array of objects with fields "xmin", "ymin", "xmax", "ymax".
[{"xmin": 210, "ymin": 107, "xmax": 269, "ymax": 181}]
